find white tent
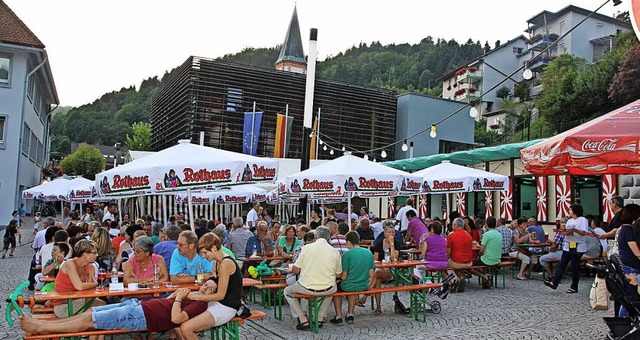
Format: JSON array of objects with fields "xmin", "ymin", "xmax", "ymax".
[
  {"xmin": 283, "ymin": 152, "xmax": 421, "ymax": 218},
  {"xmin": 66, "ymin": 177, "xmax": 95, "ymax": 202},
  {"xmin": 95, "ymin": 140, "xmax": 279, "ymax": 197},
  {"xmin": 174, "ymin": 185, "xmax": 268, "ymax": 205},
  {"xmin": 21, "ymin": 177, "xmax": 71, "ymax": 201},
  {"xmin": 413, "ymin": 160, "xmax": 509, "ymax": 194}
]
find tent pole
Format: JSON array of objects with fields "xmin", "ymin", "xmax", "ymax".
[
  {"xmin": 446, "ymin": 193, "xmax": 450, "ymax": 222},
  {"xmin": 60, "ymin": 201, "xmax": 64, "ymax": 222},
  {"xmin": 117, "ymin": 198, "xmax": 122, "ymax": 223},
  {"xmin": 187, "ymin": 188, "xmax": 195, "ymax": 232},
  {"xmin": 162, "ymin": 195, "xmax": 168, "ymax": 227},
  {"xmin": 348, "ymin": 193, "xmax": 352, "ymax": 225}
]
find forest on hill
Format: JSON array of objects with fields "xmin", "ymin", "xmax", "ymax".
[{"xmin": 50, "ymin": 36, "xmax": 489, "ymax": 156}]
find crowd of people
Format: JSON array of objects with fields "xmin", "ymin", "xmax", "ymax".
[{"xmin": 13, "ymin": 196, "xmax": 628, "ymax": 335}]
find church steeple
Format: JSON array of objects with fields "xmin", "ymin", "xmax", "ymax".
[{"xmin": 274, "ymin": 6, "xmax": 307, "ymax": 74}]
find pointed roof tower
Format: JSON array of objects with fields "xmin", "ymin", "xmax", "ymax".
[{"xmin": 274, "ymin": 6, "xmax": 307, "ymax": 74}]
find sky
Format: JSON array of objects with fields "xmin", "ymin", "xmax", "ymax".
[{"xmin": 5, "ymin": 0, "xmax": 631, "ymax": 107}]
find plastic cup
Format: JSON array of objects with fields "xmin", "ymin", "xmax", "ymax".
[{"xmin": 128, "ymin": 283, "xmax": 138, "ymax": 291}]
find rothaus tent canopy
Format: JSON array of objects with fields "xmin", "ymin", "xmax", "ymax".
[
  {"xmin": 95, "ymin": 140, "xmax": 279, "ymax": 197},
  {"xmin": 66, "ymin": 177, "xmax": 96, "ymax": 202},
  {"xmin": 283, "ymin": 153, "xmax": 422, "ymax": 199},
  {"xmin": 22, "ymin": 177, "xmax": 71, "ymax": 201},
  {"xmin": 412, "ymin": 160, "xmax": 509, "ymax": 194},
  {"xmin": 521, "ymin": 99, "xmax": 640, "ymax": 175},
  {"xmin": 174, "ymin": 185, "xmax": 268, "ymax": 205},
  {"xmin": 385, "ymin": 140, "xmax": 544, "ymax": 171}
]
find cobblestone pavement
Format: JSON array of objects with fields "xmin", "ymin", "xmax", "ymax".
[{"xmin": 1, "ymin": 218, "xmax": 613, "ymax": 339}]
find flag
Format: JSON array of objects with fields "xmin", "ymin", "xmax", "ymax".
[
  {"xmin": 309, "ymin": 116, "xmax": 318, "ymax": 160},
  {"xmin": 274, "ymin": 113, "xmax": 293, "ymax": 158},
  {"xmin": 243, "ymin": 111, "xmax": 263, "ymax": 156}
]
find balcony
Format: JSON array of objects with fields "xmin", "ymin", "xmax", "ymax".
[
  {"xmin": 454, "ymin": 86, "xmax": 481, "ymax": 102},
  {"xmin": 529, "ymin": 56, "xmax": 555, "ymax": 72},
  {"xmin": 526, "ymin": 33, "xmax": 559, "ymax": 52},
  {"xmin": 456, "ymin": 68, "xmax": 483, "ymax": 84}
]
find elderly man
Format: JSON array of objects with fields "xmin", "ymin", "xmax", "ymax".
[
  {"xmin": 496, "ymin": 217, "xmax": 513, "ymax": 256},
  {"xmin": 284, "ymin": 226, "xmax": 341, "ymax": 331},
  {"xmin": 226, "ymin": 216, "xmax": 253, "ymax": 261},
  {"xmin": 245, "ymin": 221, "xmax": 275, "ymax": 257},
  {"xmin": 355, "ymin": 219, "xmax": 374, "ymax": 245},
  {"xmin": 246, "ymin": 202, "xmax": 261, "ymax": 229},
  {"xmin": 541, "ymin": 231, "xmax": 565, "ymax": 280},
  {"xmin": 446, "ymin": 217, "xmax": 473, "ymax": 293},
  {"xmin": 526, "ymin": 217, "xmax": 546, "ymax": 244},
  {"xmin": 169, "ymin": 231, "xmax": 213, "ymax": 284}
]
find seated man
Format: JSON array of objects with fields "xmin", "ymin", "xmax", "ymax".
[
  {"xmin": 509, "ymin": 218, "xmax": 533, "ymax": 280},
  {"xmin": 496, "ymin": 218, "xmax": 513, "ymax": 257},
  {"xmin": 541, "ymin": 232, "xmax": 564, "ymax": 280},
  {"xmin": 284, "ymin": 226, "xmax": 341, "ymax": 330},
  {"xmin": 405, "ymin": 210, "xmax": 428, "ymax": 246},
  {"xmin": 20, "ymin": 287, "xmax": 206, "ymax": 335},
  {"xmin": 244, "ymin": 221, "xmax": 275, "ymax": 257},
  {"xmin": 355, "ymin": 219, "xmax": 374, "ymax": 245},
  {"xmin": 447, "ymin": 218, "xmax": 473, "ymax": 293},
  {"xmin": 330, "ymin": 231, "xmax": 375, "ymax": 325},
  {"xmin": 469, "ymin": 217, "xmax": 502, "ymax": 289},
  {"xmin": 328, "ymin": 222, "xmax": 349, "ymax": 256},
  {"xmin": 170, "ymin": 231, "xmax": 213, "ymax": 284}
]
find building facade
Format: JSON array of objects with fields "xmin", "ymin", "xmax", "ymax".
[
  {"xmin": 150, "ymin": 57, "xmax": 397, "ymax": 160},
  {"xmin": 0, "ymin": 1, "xmax": 59, "ymax": 218}
]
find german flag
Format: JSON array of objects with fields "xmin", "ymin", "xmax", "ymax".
[{"xmin": 274, "ymin": 114, "xmax": 293, "ymax": 158}]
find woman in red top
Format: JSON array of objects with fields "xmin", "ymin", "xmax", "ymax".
[
  {"xmin": 464, "ymin": 217, "xmax": 481, "ymax": 259},
  {"xmin": 53, "ymin": 239, "xmax": 105, "ymax": 318}
]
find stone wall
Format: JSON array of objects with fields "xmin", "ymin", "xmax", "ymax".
[{"xmin": 620, "ymin": 175, "xmax": 640, "ymax": 205}]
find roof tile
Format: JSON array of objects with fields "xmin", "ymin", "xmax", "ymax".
[{"xmin": 0, "ymin": 0, "xmax": 45, "ymax": 48}]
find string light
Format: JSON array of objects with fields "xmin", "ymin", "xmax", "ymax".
[
  {"xmin": 373, "ymin": 158, "xmax": 377, "ymax": 163},
  {"xmin": 401, "ymin": 139, "xmax": 408, "ymax": 152},
  {"xmin": 341, "ymin": 145, "xmax": 346, "ymax": 152},
  {"xmin": 363, "ymin": 154, "xmax": 369, "ymax": 161},
  {"xmin": 323, "ymin": 145, "xmax": 327, "ymax": 151},
  {"xmin": 381, "ymin": 150, "xmax": 387, "ymax": 158},
  {"xmin": 329, "ymin": 149, "xmax": 334, "ymax": 155},
  {"xmin": 429, "ymin": 125, "xmax": 437, "ymax": 138},
  {"xmin": 469, "ymin": 106, "xmax": 478, "ymax": 118},
  {"xmin": 319, "ymin": 139, "xmax": 323, "ymax": 145}
]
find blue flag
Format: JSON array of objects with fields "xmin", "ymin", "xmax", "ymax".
[{"xmin": 243, "ymin": 111, "xmax": 263, "ymax": 155}]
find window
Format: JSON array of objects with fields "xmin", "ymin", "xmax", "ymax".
[
  {"xmin": 0, "ymin": 54, "xmax": 10, "ymax": 86},
  {"xmin": 22, "ymin": 124, "xmax": 30, "ymax": 156},
  {"xmin": 513, "ymin": 47, "xmax": 523, "ymax": 54},
  {"xmin": 0, "ymin": 116, "xmax": 6, "ymax": 149},
  {"xmin": 37, "ymin": 141, "xmax": 44, "ymax": 165},
  {"xmin": 559, "ymin": 21, "xmax": 565, "ymax": 35},
  {"xmin": 29, "ymin": 131, "xmax": 37, "ymax": 161}
]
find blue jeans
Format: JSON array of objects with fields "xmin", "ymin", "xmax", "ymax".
[
  {"xmin": 91, "ymin": 298, "xmax": 147, "ymax": 331},
  {"xmin": 551, "ymin": 251, "xmax": 584, "ymax": 291},
  {"xmin": 619, "ymin": 266, "xmax": 640, "ymax": 318}
]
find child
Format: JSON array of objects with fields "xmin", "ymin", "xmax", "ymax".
[
  {"xmin": 3, "ymin": 219, "xmax": 21, "ymax": 258},
  {"xmin": 35, "ymin": 242, "xmax": 70, "ymax": 290},
  {"xmin": 34, "ymin": 211, "xmax": 41, "ymax": 234}
]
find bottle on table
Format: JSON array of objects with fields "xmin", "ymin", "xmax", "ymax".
[
  {"xmin": 384, "ymin": 246, "xmax": 391, "ymax": 263},
  {"xmin": 153, "ymin": 264, "xmax": 160, "ymax": 289},
  {"xmin": 252, "ymin": 243, "xmax": 257, "ymax": 258},
  {"xmin": 196, "ymin": 262, "xmax": 204, "ymax": 285},
  {"xmin": 111, "ymin": 264, "xmax": 119, "ymax": 284}
]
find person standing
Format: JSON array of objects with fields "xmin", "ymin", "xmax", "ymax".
[
  {"xmin": 17, "ymin": 203, "xmax": 26, "ymax": 227},
  {"xmin": 246, "ymin": 202, "xmax": 260, "ymax": 229},
  {"xmin": 544, "ymin": 204, "xmax": 589, "ymax": 293},
  {"xmin": 395, "ymin": 198, "xmax": 417, "ymax": 237}
]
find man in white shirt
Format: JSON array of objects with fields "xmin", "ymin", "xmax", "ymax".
[
  {"xmin": 246, "ymin": 202, "xmax": 260, "ymax": 229},
  {"xmin": 102, "ymin": 203, "xmax": 117, "ymax": 222},
  {"xmin": 395, "ymin": 198, "xmax": 418, "ymax": 237}
]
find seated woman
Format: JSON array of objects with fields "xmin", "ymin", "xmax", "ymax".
[
  {"xmin": 419, "ymin": 221, "xmax": 448, "ymax": 280},
  {"xmin": 53, "ymin": 239, "xmax": 106, "ymax": 318},
  {"xmin": 277, "ymin": 225, "xmax": 301, "ymax": 262},
  {"xmin": 268, "ymin": 221, "xmax": 281, "ymax": 244},
  {"xmin": 91, "ymin": 227, "xmax": 115, "ymax": 273},
  {"xmin": 122, "ymin": 236, "xmax": 169, "ymax": 286},
  {"xmin": 20, "ymin": 287, "xmax": 208, "ymax": 336},
  {"xmin": 357, "ymin": 221, "xmax": 401, "ymax": 315},
  {"xmin": 177, "ymin": 233, "xmax": 243, "ymax": 340}
]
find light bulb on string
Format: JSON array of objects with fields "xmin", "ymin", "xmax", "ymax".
[
  {"xmin": 381, "ymin": 150, "xmax": 387, "ymax": 158},
  {"xmin": 469, "ymin": 106, "xmax": 478, "ymax": 118},
  {"xmin": 430, "ymin": 125, "xmax": 437, "ymax": 138},
  {"xmin": 330, "ymin": 149, "xmax": 334, "ymax": 155},
  {"xmin": 363, "ymin": 154, "xmax": 369, "ymax": 161},
  {"xmin": 323, "ymin": 145, "xmax": 327, "ymax": 151},
  {"xmin": 523, "ymin": 68, "xmax": 533, "ymax": 80},
  {"xmin": 319, "ymin": 139, "xmax": 323, "ymax": 145},
  {"xmin": 341, "ymin": 145, "xmax": 346, "ymax": 152},
  {"xmin": 401, "ymin": 139, "xmax": 408, "ymax": 152},
  {"xmin": 373, "ymin": 158, "xmax": 377, "ymax": 163}
]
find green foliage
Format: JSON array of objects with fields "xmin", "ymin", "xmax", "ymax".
[
  {"xmin": 496, "ymin": 86, "xmax": 510, "ymax": 99},
  {"xmin": 514, "ymin": 81, "xmax": 530, "ymax": 101},
  {"xmin": 125, "ymin": 122, "xmax": 151, "ymax": 151},
  {"xmin": 535, "ymin": 55, "xmax": 588, "ymax": 132},
  {"xmin": 218, "ymin": 46, "xmax": 282, "ymax": 68},
  {"xmin": 60, "ymin": 143, "xmax": 105, "ymax": 180},
  {"xmin": 609, "ymin": 44, "xmax": 640, "ymax": 105}
]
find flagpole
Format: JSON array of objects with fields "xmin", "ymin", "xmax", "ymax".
[
  {"xmin": 251, "ymin": 101, "xmax": 256, "ymax": 155},
  {"xmin": 284, "ymin": 104, "xmax": 289, "ymax": 158},
  {"xmin": 315, "ymin": 107, "xmax": 321, "ymax": 160}
]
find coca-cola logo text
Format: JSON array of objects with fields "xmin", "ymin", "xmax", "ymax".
[
  {"xmin": 359, "ymin": 177, "xmax": 393, "ymax": 190},
  {"xmin": 432, "ymin": 180, "xmax": 464, "ymax": 191},
  {"xmin": 302, "ymin": 179, "xmax": 333, "ymax": 191},
  {"xmin": 483, "ymin": 179, "xmax": 505, "ymax": 189},
  {"xmin": 113, "ymin": 175, "xmax": 150, "ymax": 190},
  {"xmin": 252, "ymin": 164, "xmax": 276, "ymax": 179},
  {"xmin": 581, "ymin": 138, "xmax": 617, "ymax": 152},
  {"xmin": 183, "ymin": 168, "xmax": 231, "ymax": 183}
]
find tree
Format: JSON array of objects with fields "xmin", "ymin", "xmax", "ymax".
[
  {"xmin": 609, "ymin": 44, "xmax": 640, "ymax": 105},
  {"xmin": 60, "ymin": 143, "xmax": 105, "ymax": 180},
  {"xmin": 125, "ymin": 122, "xmax": 151, "ymax": 151},
  {"xmin": 536, "ymin": 55, "xmax": 587, "ymax": 131},
  {"xmin": 496, "ymin": 86, "xmax": 511, "ymax": 100}
]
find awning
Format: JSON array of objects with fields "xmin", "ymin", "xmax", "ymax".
[{"xmin": 385, "ymin": 139, "xmax": 544, "ymax": 171}]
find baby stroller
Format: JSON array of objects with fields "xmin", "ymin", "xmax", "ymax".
[
  {"xmin": 413, "ymin": 273, "xmax": 454, "ymax": 314},
  {"xmin": 591, "ymin": 255, "xmax": 640, "ymax": 340}
]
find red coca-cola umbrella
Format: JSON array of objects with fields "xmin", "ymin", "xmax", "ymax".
[{"xmin": 520, "ymin": 99, "xmax": 640, "ymax": 175}]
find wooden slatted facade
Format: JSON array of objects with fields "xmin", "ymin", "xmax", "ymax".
[{"xmin": 151, "ymin": 56, "xmax": 397, "ymax": 160}]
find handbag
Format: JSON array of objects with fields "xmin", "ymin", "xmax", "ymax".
[
  {"xmin": 589, "ymin": 276, "xmax": 609, "ymax": 310},
  {"xmin": 236, "ymin": 299, "xmax": 251, "ymax": 319}
]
